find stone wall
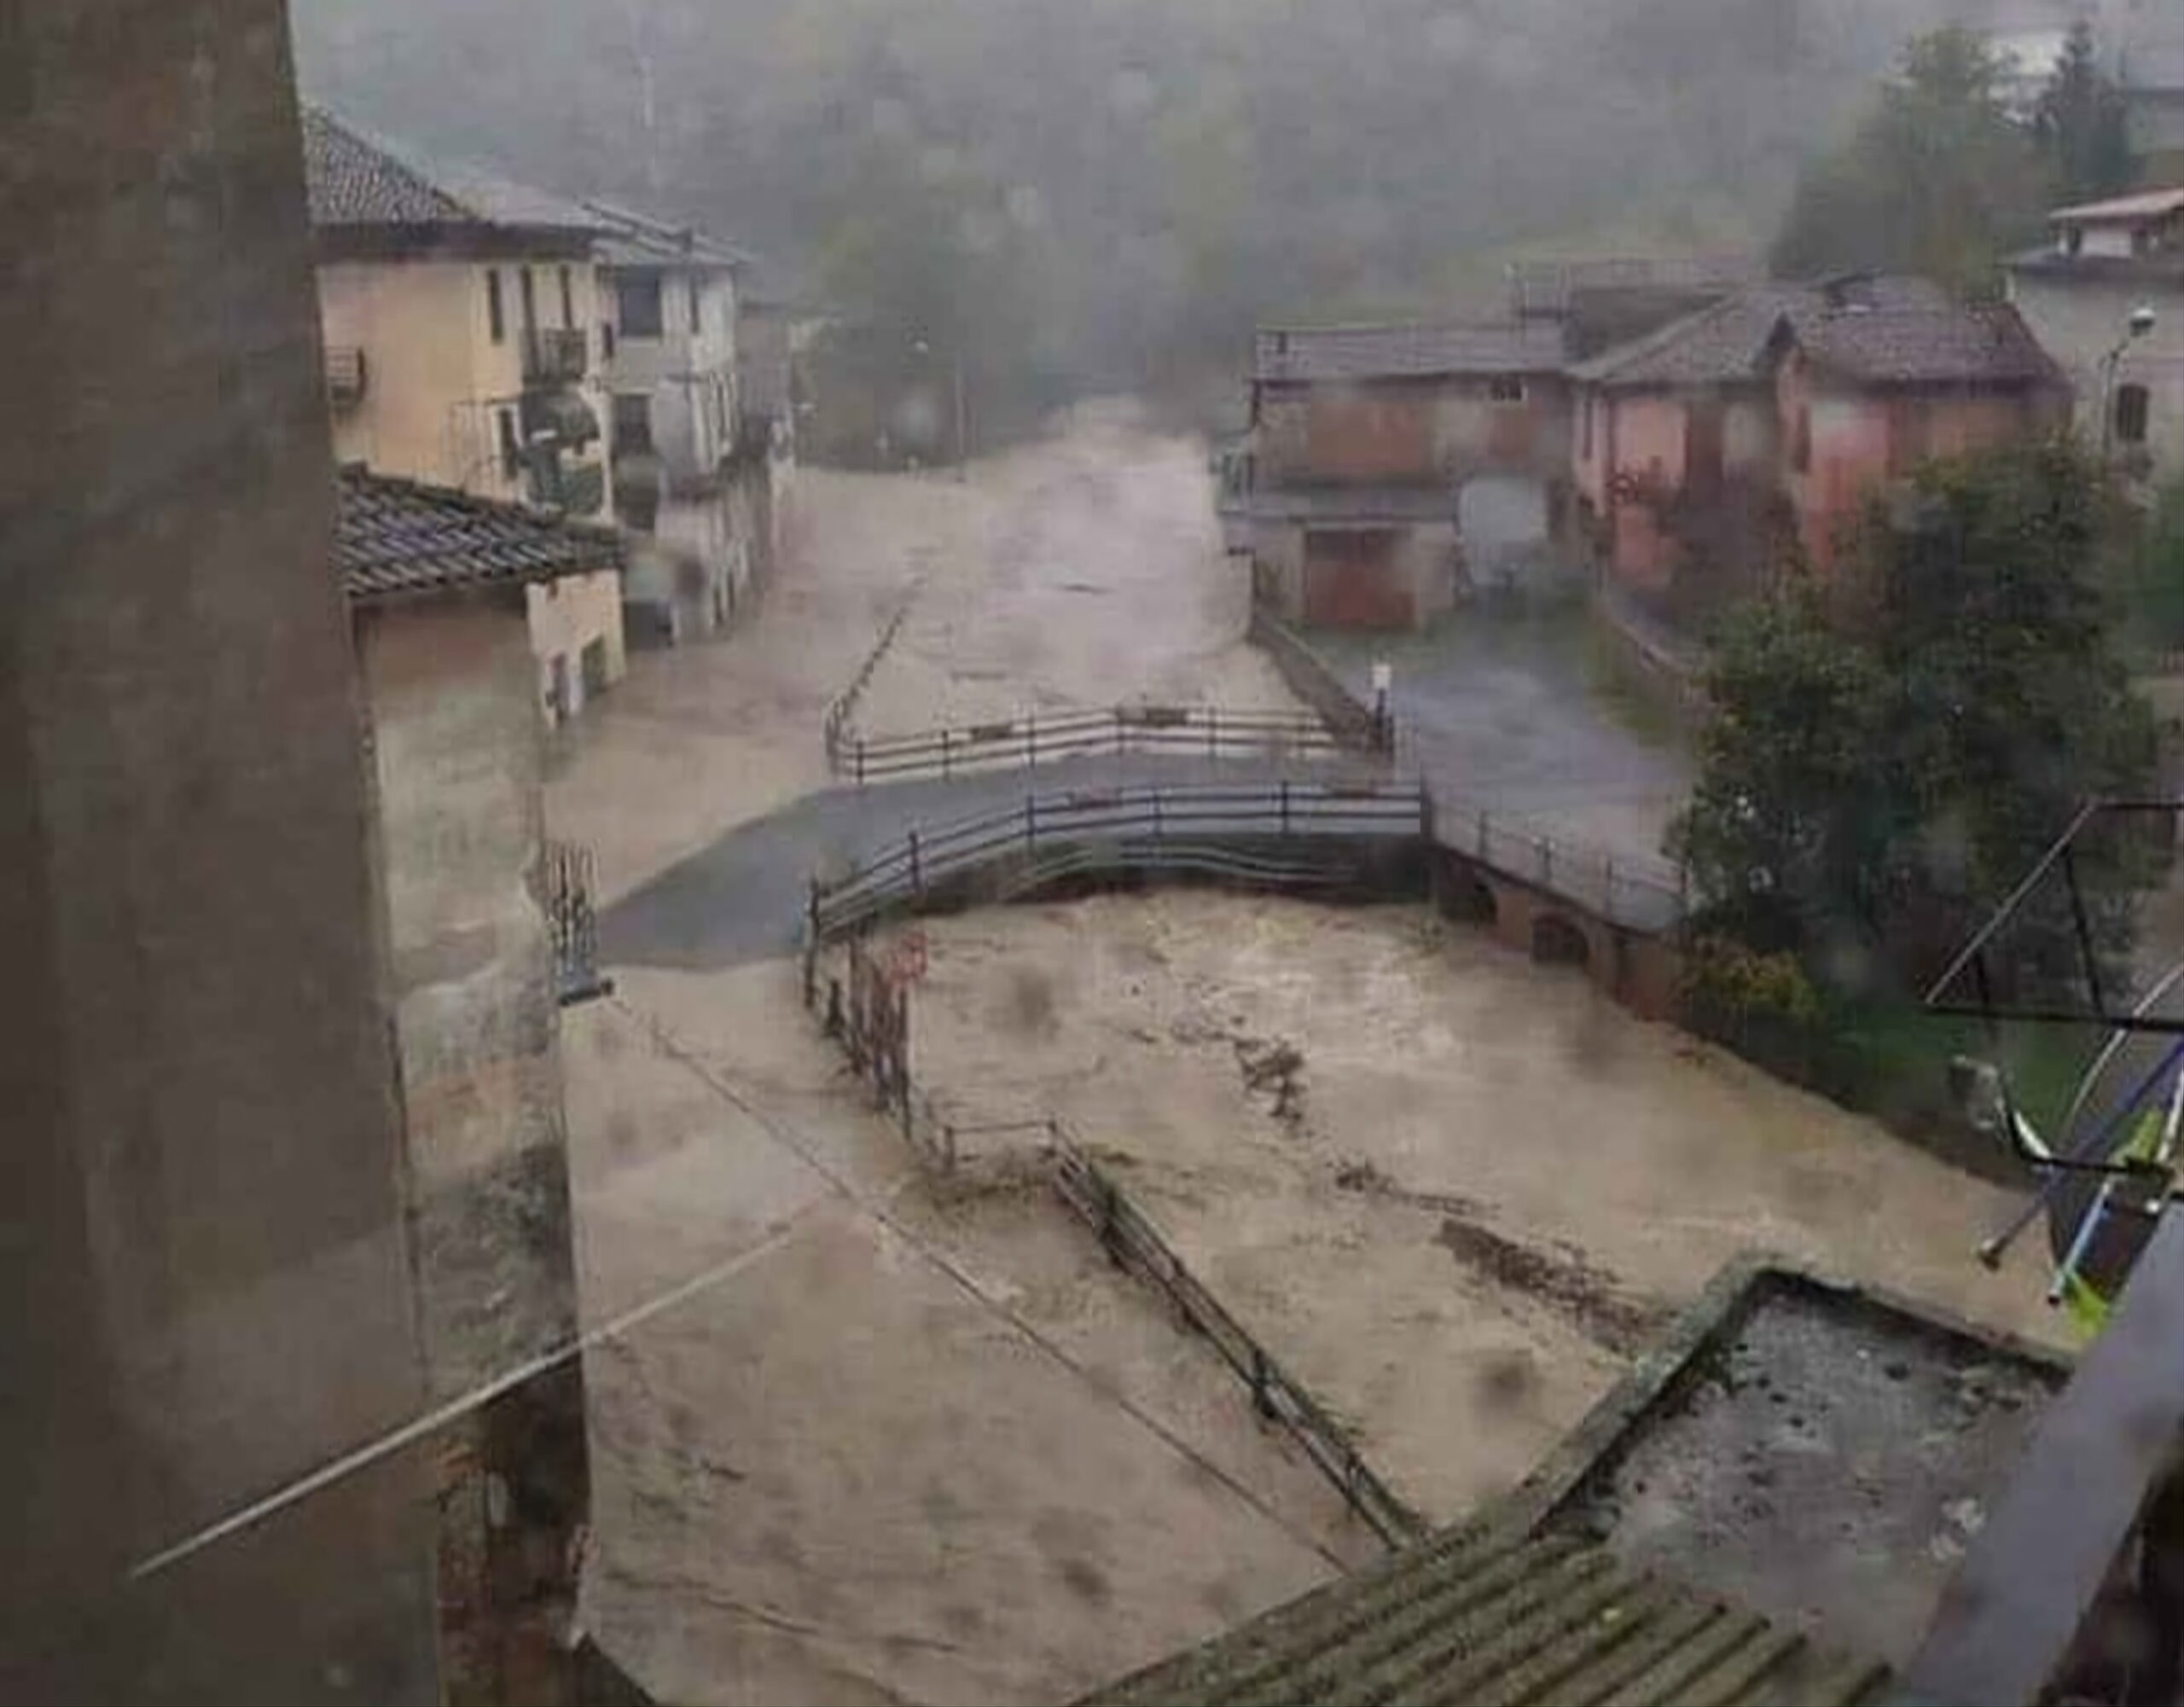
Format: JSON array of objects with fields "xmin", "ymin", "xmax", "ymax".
[{"xmin": 355, "ymin": 596, "xmax": 580, "ymax": 1402}]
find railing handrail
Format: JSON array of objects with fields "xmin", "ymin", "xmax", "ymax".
[
  {"xmin": 810, "ymin": 781, "xmax": 1429, "ymax": 933},
  {"xmin": 807, "ymin": 776, "xmax": 1685, "ymax": 943}
]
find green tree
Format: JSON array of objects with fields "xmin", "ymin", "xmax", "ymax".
[
  {"xmin": 2034, "ymin": 20, "xmax": 2135, "ymax": 206},
  {"xmin": 1674, "ymin": 437, "xmax": 2157, "ymax": 997},
  {"xmin": 1770, "ymin": 26, "xmax": 2049, "ymax": 296}
]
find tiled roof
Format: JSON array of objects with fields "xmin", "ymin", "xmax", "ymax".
[
  {"xmin": 1078, "ymin": 1524, "xmax": 1888, "ymax": 1707},
  {"xmin": 1567, "ymin": 287, "xmax": 1809, "ymax": 387},
  {"xmin": 334, "ymin": 469, "xmax": 624, "ymax": 604},
  {"xmin": 1792, "ymin": 302, "xmax": 2061, "ymax": 387},
  {"xmin": 1256, "ymin": 321, "xmax": 1570, "ymax": 382},
  {"xmin": 583, "ymin": 198, "xmax": 751, "ymax": 271},
  {"xmin": 302, "ymin": 107, "xmax": 607, "ymax": 236},
  {"xmin": 1571, "ymin": 277, "xmax": 2051, "ymax": 390}
]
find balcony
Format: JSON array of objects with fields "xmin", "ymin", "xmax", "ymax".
[
  {"xmin": 325, "ymin": 346, "xmax": 368, "ymax": 411},
  {"xmin": 522, "ymin": 328, "xmax": 589, "ymax": 388},
  {"xmin": 527, "ymin": 456, "xmax": 606, "ymax": 518}
]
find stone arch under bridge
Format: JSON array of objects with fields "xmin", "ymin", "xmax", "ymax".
[{"xmin": 1429, "ymin": 849, "xmax": 1680, "ymax": 1019}]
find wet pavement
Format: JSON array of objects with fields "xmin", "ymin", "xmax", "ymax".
[{"xmin": 1311, "ymin": 613, "xmax": 1693, "ymax": 876}]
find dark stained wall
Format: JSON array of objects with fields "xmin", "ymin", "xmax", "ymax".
[{"xmin": 1, "ymin": 4, "xmax": 439, "ymax": 1698}]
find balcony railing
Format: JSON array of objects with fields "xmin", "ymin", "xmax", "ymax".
[
  {"xmin": 325, "ymin": 346, "xmax": 368, "ymax": 411},
  {"xmin": 527, "ymin": 456, "xmax": 606, "ymax": 518},
  {"xmin": 522, "ymin": 328, "xmax": 589, "ymax": 388}
]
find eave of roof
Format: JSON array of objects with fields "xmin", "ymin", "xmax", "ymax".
[{"xmin": 334, "ymin": 468, "xmax": 624, "ymax": 607}]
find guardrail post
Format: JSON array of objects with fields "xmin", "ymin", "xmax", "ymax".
[
  {"xmin": 909, "ymin": 828, "xmax": 923, "ymax": 895},
  {"xmin": 1025, "ymin": 793, "xmax": 1037, "ymax": 852},
  {"xmin": 1280, "ymin": 779, "xmax": 1291, "ymax": 835},
  {"xmin": 1025, "ymin": 712, "xmax": 1037, "ymax": 771},
  {"xmin": 1153, "ymin": 787, "xmax": 1163, "ymax": 841},
  {"xmin": 1603, "ymin": 856, "xmax": 1615, "ymax": 918},
  {"xmin": 1114, "ymin": 707, "xmax": 1124, "ymax": 758},
  {"xmin": 1207, "ymin": 705, "xmax": 1218, "ymax": 759},
  {"xmin": 940, "ymin": 728, "xmax": 952, "ymax": 779},
  {"xmin": 855, "ymin": 734, "xmax": 867, "ymax": 787},
  {"xmin": 804, "ymin": 878, "xmax": 821, "ymax": 1007}
]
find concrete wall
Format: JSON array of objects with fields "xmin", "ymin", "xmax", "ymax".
[
  {"xmin": 320, "ymin": 253, "xmax": 624, "ymax": 711},
  {"xmin": 3, "ymin": 3, "xmax": 441, "ymax": 1695},
  {"xmin": 354, "ymin": 599, "xmax": 580, "ymax": 1401},
  {"xmin": 2010, "ymin": 269, "xmax": 2184, "ymax": 483},
  {"xmin": 320, "ymin": 256, "xmax": 613, "ymax": 507},
  {"xmin": 526, "ymin": 569, "xmax": 628, "ymax": 723},
  {"xmin": 603, "ymin": 264, "xmax": 741, "ymax": 472}
]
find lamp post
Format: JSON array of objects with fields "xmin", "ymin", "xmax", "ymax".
[{"xmin": 2099, "ymin": 305, "xmax": 2157, "ymax": 461}]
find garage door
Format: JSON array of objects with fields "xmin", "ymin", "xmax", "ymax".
[{"xmin": 1304, "ymin": 529, "xmax": 1411, "ymax": 628}]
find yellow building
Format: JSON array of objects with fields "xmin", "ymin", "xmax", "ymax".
[{"xmin": 304, "ymin": 107, "xmax": 626, "ymax": 723}]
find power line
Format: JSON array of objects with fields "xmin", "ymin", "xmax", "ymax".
[{"xmin": 131, "ymin": 991, "xmax": 1348, "ymax": 1582}]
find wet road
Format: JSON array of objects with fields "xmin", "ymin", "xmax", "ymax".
[{"xmin": 1312, "ymin": 613, "xmax": 1692, "ymax": 875}]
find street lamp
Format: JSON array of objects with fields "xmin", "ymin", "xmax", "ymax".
[{"xmin": 2099, "ymin": 305, "xmax": 2157, "ymax": 460}]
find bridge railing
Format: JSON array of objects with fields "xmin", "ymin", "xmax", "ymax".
[
  {"xmin": 808, "ymin": 780, "xmax": 1430, "ymax": 943},
  {"xmin": 828, "ymin": 701, "xmax": 1377, "ymax": 785},
  {"xmin": 1431, "ymin": 793, "xmax": 1689, "ymax": 936}
]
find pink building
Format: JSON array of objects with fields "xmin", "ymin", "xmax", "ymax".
[{"xmin": 1569, "ymin": 277, "xmax": 2065, "ymax": 610}]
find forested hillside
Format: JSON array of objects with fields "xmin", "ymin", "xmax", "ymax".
[{"xmin": 290, "ymin": 0, "xmax": 2080, "ymax": 398}]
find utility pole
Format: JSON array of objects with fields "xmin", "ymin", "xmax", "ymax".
[{"xmin": 953, "ymin": 358, "xmax": 968, "ymax": 483}]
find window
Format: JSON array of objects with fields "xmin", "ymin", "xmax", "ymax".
[
  {"xmin": 2116, "ymin": 383, "xmax": 2151, "ymax": 446},
  {"xmin": 496, "ymin": 406, "xmax": 521, "ymax": 476},
  {"xmin": 486, "ymin": 269, "xmax": 505, "ymax": 343},
  {"xmin": 617, "ymin": 273, "xmax": 665, "ymax": 339},
  {"xmin": 689, "ymin": 278, "xmax": 702, "ymax": 335},
  {"xmin": 520, "ymin": 266, "xmax": 537, "ymax": 335},
  {"xmin": 613, "ymin": 393, "xmax": 653, "ymax": 454},
  {"xmin": 1488, "ymin": 376, "xmax": 1525, "ymax": 404},
  {"xmin": 558, "ymin": 265, "xmax": 574, "ymax": 330}
]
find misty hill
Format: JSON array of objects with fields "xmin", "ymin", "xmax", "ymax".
[{"xmin": 289, "ymin": 0, "xmax": 2103, "ymax": 395}]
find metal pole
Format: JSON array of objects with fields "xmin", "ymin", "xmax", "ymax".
[{"xmin": 954, "ymin": 359, "xmax": 968, "ymax": 482}]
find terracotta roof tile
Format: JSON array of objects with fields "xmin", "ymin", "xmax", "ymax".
[
  {"xmin": 334, "ymin": 469, "xmax": 624, "ymax": 604},
  {"xmin": 301, "ymin": 107, "xmax": 607, "ymax": 236}
]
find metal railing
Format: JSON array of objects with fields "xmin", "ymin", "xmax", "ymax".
[
  {"xmin": 1048, "ymin": 1123, "xmax": 1427, "ymax": 1547},
  {"xmin": 545, "ymin": 840, "xmax": 610, "ymax": 1006},
  {"xmin": 806, "ymin": 781, "xmax": 1432, "ymax": 944},
  {"xmin": 821, "ymin": 597, "xmax": 917, "ymax": 770},
  {"xmin": 830, "ymin": 703, "xmax": 1368, "ymax": 786},
  {"xmin": 1426, "ymin": 786, "xmax": 1689, "ymax": 936},
  {"xmin": 325, "ymin": 346, "xmax": 368, "ymax": 410},
  {"xmin": 522, "ymin": 327, "xmax": 589, "ymax": 387}
]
